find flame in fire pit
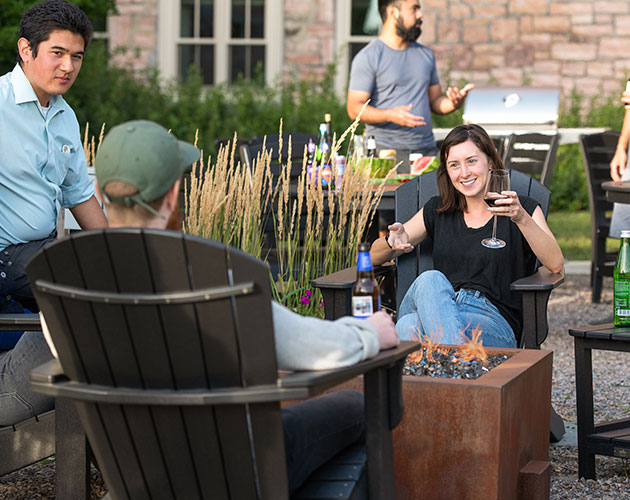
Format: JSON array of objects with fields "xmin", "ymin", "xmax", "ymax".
[
  {"xmin": 455, "ymin": 326, "xmax": 488, "ymax": 364},
  {"xmin": 410, "ymin": 324, "xmax": 488, "ymax": 365}
]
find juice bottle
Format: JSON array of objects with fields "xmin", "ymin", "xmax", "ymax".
[{"xmin": 613, "ymin": 229, "xmax": 630, "ymax": 326}]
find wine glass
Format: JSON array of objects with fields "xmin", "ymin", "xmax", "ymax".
[{"xmin": 481, "ymin": 170, "xmax": 510, "ymax": 249}]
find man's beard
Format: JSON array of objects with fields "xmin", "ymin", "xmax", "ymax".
[{"xmin": 396, "ymin": 17, "xmax": 422, "ymax": 42}]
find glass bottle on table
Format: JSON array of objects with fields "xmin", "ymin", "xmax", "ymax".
[
  {"xmin": 306, "ymin": 139, "xmax": 316, "ymax": 184},
  {"xmin": 366, "ymin": 135, "xmax": 377, "ymax": 158},
  {"xmin": 317, "ymin": 123, "xmax": 332, "ymax": 186},
  {"xmin": 352, "ymin": 242, "xmax": 381, "ymax": 318},
  {"xmin": 614, "ymin": 229, "xmax": 630, "ymax": 326},
  {"xmin": 324, "ymin": 113, "xmax": 332, "ymax": 141}
]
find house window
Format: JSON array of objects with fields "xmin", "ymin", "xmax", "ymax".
[
  {"xmin": 158, "ymin": 0, "xmax": 282, "ymax": 85},
  {"xmin": 335, "ymin": 0, "xmax": 381, "ymax": 96}
]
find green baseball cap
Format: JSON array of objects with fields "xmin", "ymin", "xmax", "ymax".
[{"xmin": 95, "ymin": 120, "xmax": 200, "ymax": 216}]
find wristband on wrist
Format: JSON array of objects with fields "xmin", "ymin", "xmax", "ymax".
[{"xmin": 384, "ymin": 230, "xmax": 393, "ymax": 249}]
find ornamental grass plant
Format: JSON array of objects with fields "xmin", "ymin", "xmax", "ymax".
[{"xmin": 185, "ymin": 117, "xmax": 395, "ymax": 317}]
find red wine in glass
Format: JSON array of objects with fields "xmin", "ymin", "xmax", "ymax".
[
  {"xmin": 484, "ymin": 192, "xmax": 508, "ymax": 207},
  {"xmin": 482, "ymin": 170, "xmax": 510, "ymax": 249}
]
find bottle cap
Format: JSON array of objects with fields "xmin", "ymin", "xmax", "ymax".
[
  {"xmin": 319, "ymin": 123, "xmax": 327, "ymax": 133},
  {"xmin": 622, "ymin": 230, "xmax": 630, "ymax": 238}
]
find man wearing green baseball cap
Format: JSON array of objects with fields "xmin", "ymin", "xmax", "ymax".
[
  {"xmin": 96, "ymin": 120, "xmax": 200, "ymax": 227},
  {"xmin": 94, "ymin": 119, "xmax": 398, "ymax": 494}
]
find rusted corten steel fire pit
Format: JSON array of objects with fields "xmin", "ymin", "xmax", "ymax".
[{"xmin": 393, "ymin": 347, "xmax": 553, "ymax": 500}]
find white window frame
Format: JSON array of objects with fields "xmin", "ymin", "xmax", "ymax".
[
  {"xmin": 334, "ymin": 1, "xmax": 379, "ymax": 97},
  {"xmin": 158, "ymin": 0, "xmax": 283, "ymax": 85}
]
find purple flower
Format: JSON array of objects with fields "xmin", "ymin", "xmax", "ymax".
[
  {"xmin": 305, "ymin": 290, "xmax": 313, "ymax": 297},
  {"xmin": 300, "ymin": 296, "xmax": 311, "ymax": 305}
]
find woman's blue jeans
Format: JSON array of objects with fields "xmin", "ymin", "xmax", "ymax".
[{"xmin": 396, "ymin": 270, "xmax": 517, "ymax": 348}]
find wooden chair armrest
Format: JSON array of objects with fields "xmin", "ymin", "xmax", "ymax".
[
  {"xmin": 30, "ymin": 343, "xmax": 419, "ymax": 408},
  {"xmin": 30, "ymin": 359, "xmax": 67, "ymax": 384},
  {"xmin": 509, "ymin": 266, "xmax": 564, "ymax": 291},
  {"xmin": 312, "ymin": 264, "xmax": 395, "ymax": 320},
  {"xmin": 279, "ymin": 341, "xmax": 418, "ymax": 395},
  {"xmin": 510, "ymin": 267, "xmax": 564, "ymax": 348},
  {"xmin": 0, "ymin": 313, "xmax": 41, "ymax": 331}
]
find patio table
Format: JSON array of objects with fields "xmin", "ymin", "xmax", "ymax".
[
  {"xmin": 568, "ymin": 323, "xmax": 630, "ymax": 479},
  {"xmin": 601, "ymin": 180, "xmax": 630, "ymax": 204}
]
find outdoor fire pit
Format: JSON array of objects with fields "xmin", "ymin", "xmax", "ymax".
[{"xmin": 394, "ymin": 346, "xmax": 552, "ymax": 500}]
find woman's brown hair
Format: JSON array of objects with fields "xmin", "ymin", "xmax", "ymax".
[{"xmin": 436, "ymin": 124, "xmax": 505, "ymax": 213}]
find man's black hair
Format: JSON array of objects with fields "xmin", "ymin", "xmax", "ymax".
[
  {"xmin": 17, "ymin": 0, "xmax": 93, "ymax": 65},
  {"xmin": 378, "ymin": 0, "xmax": 401, "ymax": 22}
]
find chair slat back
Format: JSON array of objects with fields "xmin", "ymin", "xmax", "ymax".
[
  {"xmin": 580, "ymin": 132, "xmax": 619, "ymax": 230},
  {"xmin": 503, "ymin": 132, "xmax": 559, "ymax": 188},
  {"xmin": 27, "ymin": 229, "xmax": 288, "ymax": 500},
  {"xmin": 394, "ymin": 169, "xmax": 551, "ymax": 307}
]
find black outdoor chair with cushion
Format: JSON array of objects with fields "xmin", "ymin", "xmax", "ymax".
[
  {"xmin": 502, "ymin": 132, "xmax": 559, "ymax": 189},
  {"xmin": 27, "ymin": 229, "xmax": 418, "ymax": 500},
  {"xmin": 579, "ymin": 131, "xmax": 619, "ymax": 303},
  {"xmin": 312, "ymin": 169, "xmax": 565, "ymax": 441},
  {"xmin": 0, "ymin": 315, "xmax": 90, "ymax": 499}
]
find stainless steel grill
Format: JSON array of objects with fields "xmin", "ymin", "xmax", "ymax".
[{"xmin": 462, "ymin": 87, "xmax": 560, "ymax": 131}]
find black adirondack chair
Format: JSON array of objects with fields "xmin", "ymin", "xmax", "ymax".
[
  {"xmin": 312, "ymin": 169, "xmax": 565, "ymax": 441},
  {"xmin": 579, "ymin": 131, "xmax": 619, "ymax": 303},
  {"xmin": 27, "ymin": 229, "xmax": 418, "ymax": 500},
  {"xmin": 0, "ymin": 317, "xmax": 90, "ymax": 499}
]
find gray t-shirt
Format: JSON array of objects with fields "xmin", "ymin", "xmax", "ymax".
[{"xmin": 348, "ymin": 39, "xmax": 440, "ymax": 152}]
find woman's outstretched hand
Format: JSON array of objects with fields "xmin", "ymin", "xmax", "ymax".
[{"xmin": 387, "ymin": 222, "xmax": 415, "ymax": 253}]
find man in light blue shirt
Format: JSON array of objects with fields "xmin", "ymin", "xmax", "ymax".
[{"xmin": 0, "ymin": 0, "xmax": 107, "ymax": 426}]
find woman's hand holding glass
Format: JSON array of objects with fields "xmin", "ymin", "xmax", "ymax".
[
  {"xmin": 386, "ymin": 222, "xmax": 415, "ymax": 253},
  {"xmin": 489, "ymin": 191, "xmax": 523, "ymax": 222}
]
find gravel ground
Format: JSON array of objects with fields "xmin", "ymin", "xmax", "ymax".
[
  {"xmin": 545, "ymin": 274, "xmax": 630, "ymax": 500},
  {"xmin": 0, "ymin": 273, "xmax": 628, "ymax": 499}
]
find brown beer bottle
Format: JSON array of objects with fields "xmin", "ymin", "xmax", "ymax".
[{"xmin": 352, "ymin": 242, "xmax": 381, "ymax": 318}]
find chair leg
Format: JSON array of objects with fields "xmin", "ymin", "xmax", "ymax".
[
  {"xmin": 549, "ymin": 406, "xmax": 565, "ymax": 443},
  {"xmin": 592, "ymin": 273, "xmax": 603, "ymax": 303},
  {"xmin": 55, "ymin": 398, "xmax": 90, "ymax": 500}
]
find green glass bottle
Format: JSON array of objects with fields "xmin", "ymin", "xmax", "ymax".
[{"xmin": 613, "ymin": 229, "xmax": 630, "ymax": 326}]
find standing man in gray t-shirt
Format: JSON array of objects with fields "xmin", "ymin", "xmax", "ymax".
[{"xmin": 348, "ymin": 0, "xmax": 474, "ymax": 172}]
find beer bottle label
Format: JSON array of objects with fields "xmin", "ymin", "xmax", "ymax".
[
  {"xmin": 357, "ymin": 252, "xmax": 373, "ymax": 271},
  {"xmin": 352, "ymin": 296, "xmax": 373, "ymax": 319}
]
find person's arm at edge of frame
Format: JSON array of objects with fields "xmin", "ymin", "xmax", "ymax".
[
  {"xmin": 610, "ymin": 91, "xmax": 630, "ymax": 182},
  {"xmin": 69, "ymin": 195, "xmax": 109, "ymax": 229},
  {"xmin": 272, "ymin": 303, "xmax": 399, "ymax": 371},
  {"xmin": 370, "ymin": 208, "xmax": 428, "ymax": 266},
  {"xmin": 428, "ymin": 83, "xmax": 475, "ymax": 115},
  {"xmin": 347, "ymin": 89, "xmax": 427, "ymax": 129}
]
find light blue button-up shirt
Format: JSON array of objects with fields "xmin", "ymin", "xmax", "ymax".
[{"xmin": 0, "ymin": 64, "xmax": 94, "ymax": 251}]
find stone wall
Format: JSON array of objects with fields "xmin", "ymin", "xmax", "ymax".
[
  {"xmin": 283, "ymin": 0, "xmax": 335, "ymax": 81},
  {"xmin": 108, "ymin": 0, "xmax": 158, "ymax": 72},
  {"xmin": 281, "ymin": 0, "xmax": 630, "ymax": 101},
  {"xmin": 107, "ymin": 0, "xmax": 630, "ymax": 101},
  {"xmin": 420, "ymin": 0, "xmax": 630, "ymax": 99}
]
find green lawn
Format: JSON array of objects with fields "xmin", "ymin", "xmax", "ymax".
[{"xmin": 547, "ymin": 210, "xmax": 619, "ymax": 261}]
